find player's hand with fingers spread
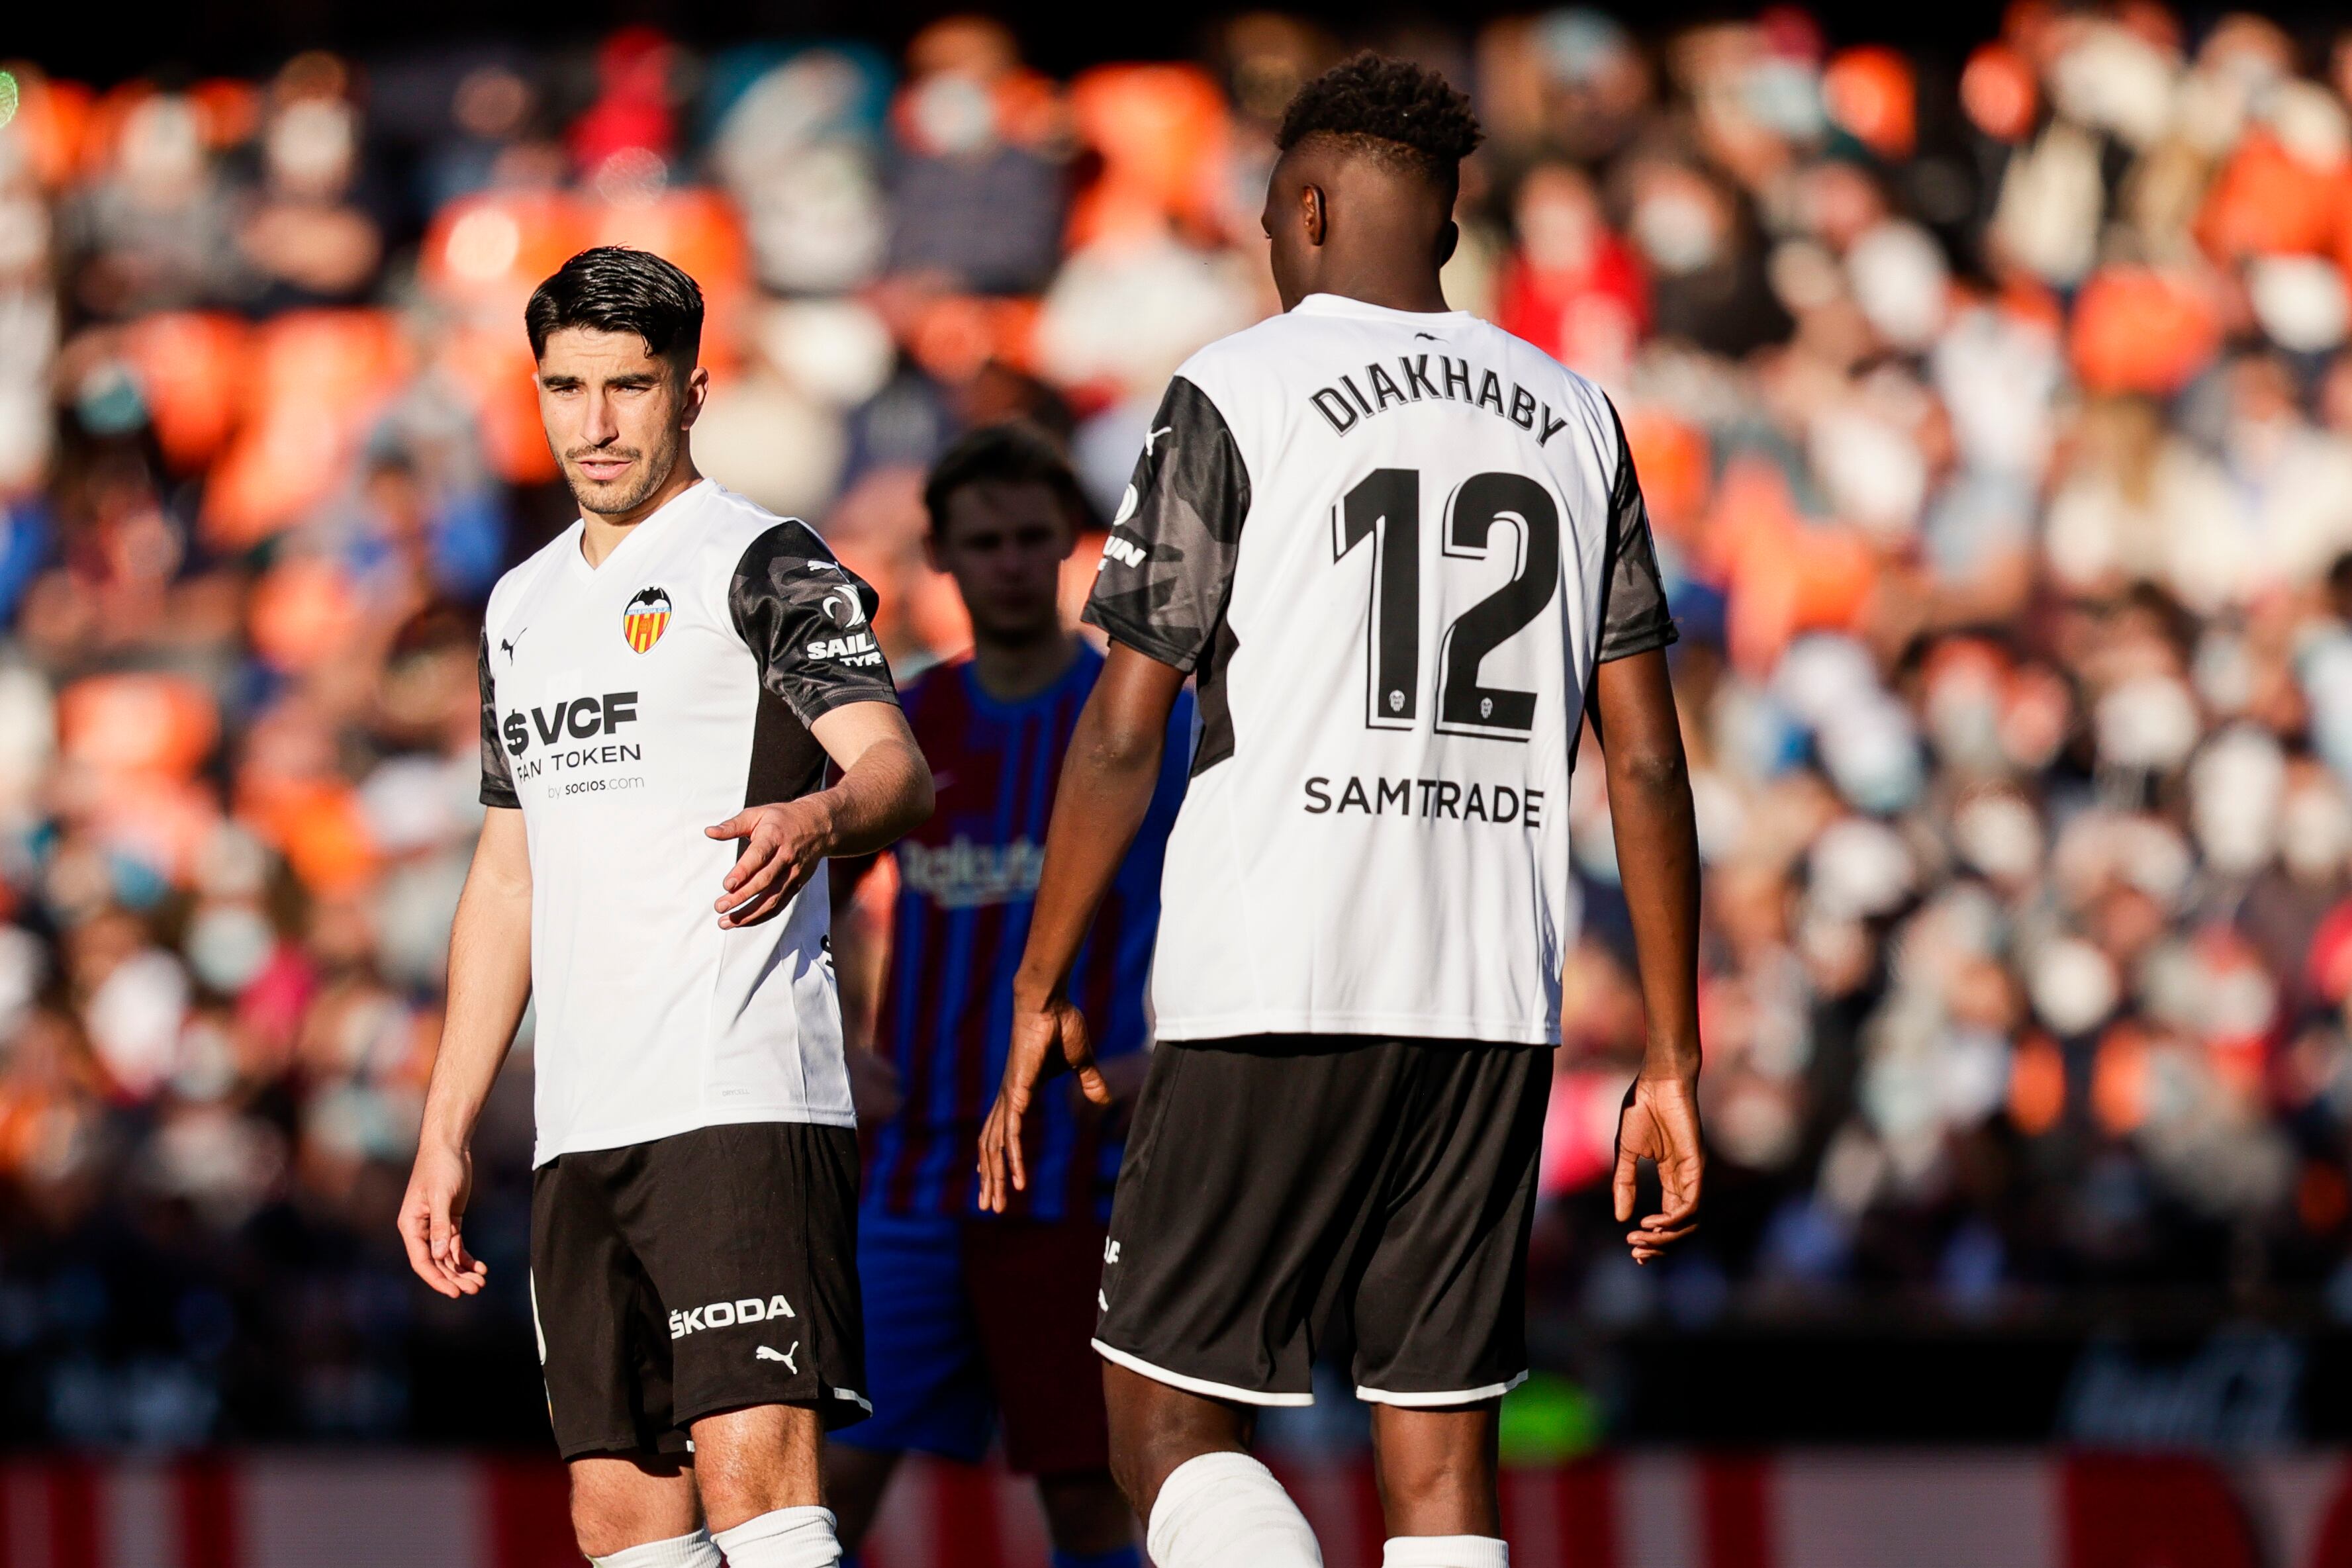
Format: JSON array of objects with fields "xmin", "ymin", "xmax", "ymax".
[
  {"xmin": 707, "ymin": 798, "xmax": 834, "ymax": 929},
  {"xmin": 1613, "ymin": 1070, "xmax": 1704, "ymax": 1265},
  {"xmin": 978, "ymin": 990, "xmax": 1107, "ymax": 1213},
  {"xmin": 399, "ymin": 1136, "xmax": 489, "ymax": 1299}
]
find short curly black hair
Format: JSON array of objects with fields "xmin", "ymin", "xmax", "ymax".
[{"xmin": 1276, "ymin": 53, "xmax": 1484, "ymax": 184}]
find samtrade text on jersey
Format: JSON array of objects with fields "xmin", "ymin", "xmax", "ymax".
[
  {"xmin": 1301, "ymin": 774, "xmax": 1546, "ymax": 827},
  {"xmin": 1307, "ymin": 354, "xmax": 1574, "ymax": 445}
]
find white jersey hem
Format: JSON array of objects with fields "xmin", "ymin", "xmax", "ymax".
[
  {"xmin": 534, "ymin": 1104, "xmax": 858, "ymax": 1168},
  {"xmin": 1151, "ymin": 1013, "xmax": 1560, "ymax": 1047},
  {"xmin": 1092, "ymin": 1339, "xmax": 1316, "ymax": 1407}
]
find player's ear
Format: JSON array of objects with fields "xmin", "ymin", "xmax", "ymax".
[
  {"xmin": 1302, "ymin": 183, "xmax": 1327, "ymax": 248},
  {"xmin": 1435, "ymin": 219, "xmax": 1460, "ymax": 269},
  {"xmin": 921, "ymin": 525, "xmax": 945, "ymax": 575},
  {"xmin": 680, "ymin": 363, "xmax": 711, "ymax": 429}
]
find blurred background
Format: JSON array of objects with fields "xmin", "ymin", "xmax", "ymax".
[{"xmin": 7, "ymin": 1, "xmax": 2352, "ymax": 1563}]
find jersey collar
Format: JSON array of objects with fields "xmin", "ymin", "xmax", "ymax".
[
  {"xmin": 572, "ymin": 477, "xmax": 716, "ymax": 576},
  {"xmin": 1292, "ymin": 293, "xmax": 1474, "ymax": 326}
]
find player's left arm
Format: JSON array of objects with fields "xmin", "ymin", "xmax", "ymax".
[
  {"xmin": 707, "ymin": 702, "xmax": 932, "ymax": 929},
  {"xmin": 709, "ymin": 522, "xmax": 935, "ymax": 929},
  {"xmin": 1588, "ymin": 398, "xmax": 1704, "ymax": 1264}
]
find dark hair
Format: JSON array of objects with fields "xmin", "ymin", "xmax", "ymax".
[
  {"xmin": 1276, "ymin": 53, "xmax": 1484, "ymax": 185},
  {"xmin": 923, "ymin": 423, "xmax": 1092, "ymax": 540},
  {"xmin": 524, "ymin": 246, "xmax": 704, "ymax": 364}
]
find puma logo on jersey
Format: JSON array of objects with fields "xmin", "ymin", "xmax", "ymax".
[
  {"xmin": 1142, "ymin": 425, "xmax": 1175, "ymax": 454},
  {"xmin": 669, "ymin": 1294, "xmax": 796, "ymax": 1339},
  {"xmin": 756, "ymin": 1342, "xmax": 799, "ymax": 1370},
  {"xmin": 500, "ymin": 631, "xmax": 522, "ymax": 661},
  {"xmin": 806, "ymin": 630, "xmax": 883, "ymax": 665},
  {"xmin": 1102, "ymin": 536, "xmax": 1148, "ymax": 570}
]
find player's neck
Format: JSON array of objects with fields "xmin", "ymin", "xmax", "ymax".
[
  {"xmin": 579, "ymin": 453, "xmax": 704, "ymax": 568},
  {"xmin": 970, "ymin": 625, "xmax": 1080, "ymax": 702},
  {"xmin": 1307, "ymin": 263, "xmax": 1451, "ymax": 316}
]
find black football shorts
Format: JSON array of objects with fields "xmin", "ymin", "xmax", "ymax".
[
  {"xmin": 1093, "ymin": 1034, "xmax": 1550, "ymax": 1408},
  {"xmin": 529, "ymin": 1121, "xmax": 867, "ymax": 1459}
]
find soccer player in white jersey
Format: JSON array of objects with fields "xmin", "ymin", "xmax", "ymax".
[
  {"xmin": 397, "ymin": 248, "xmax": 932, "ymax": 1568},
  {"xmin": 978, "ymin": 58, "xmax": 1705, "ymax": 1568}
]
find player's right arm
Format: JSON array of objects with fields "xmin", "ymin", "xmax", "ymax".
[
  {"xmin": 978, "ymin": 647, "xmax": 1186, "ymax": 1211},
  {"xmin": 399, "ymin": 804, "xmax": 533, "ymax": 1299},
  {"xmin": 980, "ymin": 372, "xmax": 1250, "ymax": 1211}
]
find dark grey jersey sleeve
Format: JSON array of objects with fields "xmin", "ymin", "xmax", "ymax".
[
  {"xmin": 1594, "ymin": 402, "xmax": 1679, "ymax": 664},
  {"xmin": 479, "ymin": 630, "xmax": 520, "ymax": 809},
  {"xmin": 728, "ymin": 521, "xmax": 901, "ymax": 725},
  {"xmin": 1082, "ymin": 375, "xmax": 1252, "ymax": 673}
]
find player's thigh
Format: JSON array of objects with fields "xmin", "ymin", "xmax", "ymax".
[
  {"xmin": 1350, "ymin": 1041, "xmax": 1551, "ymax": 1407},
  {"xmin": 687, "ymin": 1403, "xmax": 823, "ymax": 1530},
  {"xmin": 963, "ymin": 1217, "xmax": 1113, "ymax": 1477},
  {"xmin": 1095, "ymin": 1037, "xmax": 1406, "ymax": 1403},
  {"xmin": 568, "ymin": 1452, "xmax": 698, "ymax": 1558},
  {"xmin": 624, "ymin": 1123, "xmax": 871, "ymax": 1436},
  {"xmin": 833, "ymin": 1209, "xmax": 993, "ymax": 1466},
  {"xmin": 532, "ymin": 1150, "xmax": 685, "ymax": 1463}
]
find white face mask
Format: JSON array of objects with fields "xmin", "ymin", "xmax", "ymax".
[
  {"xmin": 1633, "ymin": 189, "xmax": 1722, "ymax": 275},
  {"xmin": 185, "ymin": 903, "xmax": 277, "ymax": 995}
]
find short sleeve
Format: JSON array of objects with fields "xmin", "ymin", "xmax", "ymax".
[
  {"xmin": 1594, "ymin": 402, "xmax": 1679, "ymax": 664},
  {"xmin": 478, "ymin": 630, "xmax": 520, "ymax": 809},
  {"xmin": 728, "ymin": 521, "xmax": 901, "ymax": 724},
  {"xmin": 1082, "ymin": 375, "xmax": 1253, "ymax": 673}
]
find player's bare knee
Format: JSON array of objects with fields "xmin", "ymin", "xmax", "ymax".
[
  {"xmin": 569, "ymin": 1457, "xmax": 696, "ymax": 1559},
  {"xmin": 689, "ymin": 1405, "xmax": 822, "ymax": 1530}
]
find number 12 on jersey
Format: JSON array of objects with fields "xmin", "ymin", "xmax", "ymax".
[{"xmin": 1333, "ymin": 467, "xmax": 1562, "ymax": 742}]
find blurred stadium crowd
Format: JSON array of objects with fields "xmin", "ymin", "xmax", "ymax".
[{"xmin": 6, "ymin": 3, "xmax": 2352, "ymax": 1445}]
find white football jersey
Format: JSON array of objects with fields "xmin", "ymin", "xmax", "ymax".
[
  {"xmin": 477, "ymin": 479, "xmax": 898, "ymax": 1164},
  {"xmin": 1085, "ymin": 293, "xmax": 1675, "ymax": 1046}
]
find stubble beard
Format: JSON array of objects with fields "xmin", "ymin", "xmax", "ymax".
[{"xmin": 563, "ymin": 436, "xmax": 677, "ymax": 520}]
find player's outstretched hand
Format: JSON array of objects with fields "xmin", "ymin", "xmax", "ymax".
[
  {"xmin": 978, "ymin": 994, "xmax": 1107, "ymax": 1213},
  {"xmin": 1613, "ymin": 1072, "xmax": 1704, "ymax": 1264},
  {"xmin": 399, "ymin": 1138, "xmax": 489, "ymax": 1299},
  {"xmin": 706, "ymin": 800, "xmax": 830, "ymax": 929}
]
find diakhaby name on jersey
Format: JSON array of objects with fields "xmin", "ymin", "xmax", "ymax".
[
  {"xmin": 1302, "ymin": 773, "xmax": 1547, "ymax": 827},
  {"xmin": 1309, "ymin": 353, "xmax": 1574, "ymax": 446},
  {"xmin": 670, "ymin": 1293, "xmax": 796, "ymax": 1340}
]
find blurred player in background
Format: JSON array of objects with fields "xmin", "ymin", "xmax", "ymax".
[
  {"xmin": 826, "ymin": 424, "xmax": 1191, "ymax": 1568},
  {"xmin": 398, "ymin": 247, "xmax": 932, "ymax": 1568},
  {"xmin": 980, "ymin": 57, "xmax": 1705, "ymax": 1568}
]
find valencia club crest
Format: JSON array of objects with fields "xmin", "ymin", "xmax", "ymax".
[{"xmin": 623, "ymin": 586, "xmax": 673, "ymax": 653}]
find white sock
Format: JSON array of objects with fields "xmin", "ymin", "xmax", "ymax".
[
  {"xmin": 710, "ymin": 1506, "xmax": 841, "ymax": 1568},
  {"xmin": 1384, "ymin": 1538, "xmax": 1508, "ymax": 1567},
  {"xmin": 1146, "ymin": 1451, "xmax": 1322, "ymax": 1568},
  {"xmin": 589, "ymin": 1529, "xmax": 722, "ymax": 1568}
]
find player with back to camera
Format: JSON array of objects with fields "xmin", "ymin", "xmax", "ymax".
[
  {"xmin": 824, "ymin": 424, "xmax": 1190, "ymax": 1568},
  {"xmin": 978, "ymin": 56, "xmax": 1706, "ymax": 1568},
  {"xmin": 397, "ymin": 246, "xmax": 933, "ymax": 1568}
]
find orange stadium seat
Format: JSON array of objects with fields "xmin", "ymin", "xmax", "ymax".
[
  {"xmin": 2069, "ymin": 264, "xmax": 2222, "ymax": 397},
  {"xmin": 201, "ymin": 309, "xmax": 410, "ymax": 549},
  {"xmin": 1065, "ymin": 63, "xmax": 1233, "ymax": 247},
  {"xmin": 121, "ymin": 312, "xmax": 252, "ymax": 474},
  {"xmin": 420, "ymin": 189, "xmax": 589, "ymax": 326},
  {"xmin": 55, "ymin": 670, "xmax": 220, "ymax": 782}
]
